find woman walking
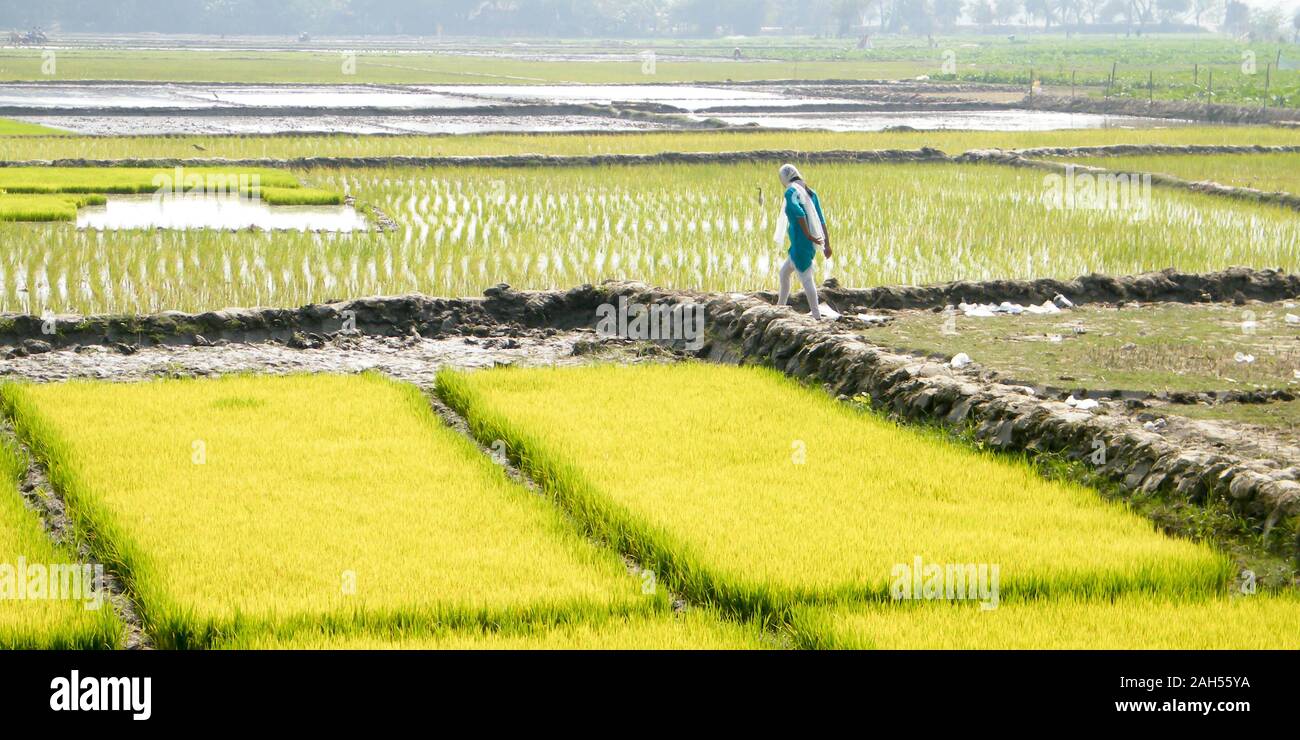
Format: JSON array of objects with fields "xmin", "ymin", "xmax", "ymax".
[{"xmin": 775, "ymin": 163, "xmax": 831, "ymax": 320}]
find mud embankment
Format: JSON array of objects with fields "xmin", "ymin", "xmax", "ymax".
[
  {"xmin": 962, "ymin": 148, "xmax": 1300, "ymax": 213},
  {"xmin": 3, "ymin": 273, "xmax": 1298, "ymax": 554},
  {"xmin": 0, "ymin": 147, "xmax": 951, "ymax": 171},
  {"xmin": 788, "ymin": 267, "xmax": 1300, "ymax": 313},
  {"xmin": 1025, "ymin": 93, "xmax": 1300, "ymax": 125},
  {"xmin": 4, "ymin": 267, "xmax": 1295, "ymax": 355}
]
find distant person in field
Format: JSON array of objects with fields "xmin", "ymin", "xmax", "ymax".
[{"xmin": 775, "ymin": 163, "xmax": 830, "ymax": 320}]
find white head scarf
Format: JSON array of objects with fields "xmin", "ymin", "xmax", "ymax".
[{"xmin": 773, "ymin": 164, "xmax": 822, "ymax": 244}]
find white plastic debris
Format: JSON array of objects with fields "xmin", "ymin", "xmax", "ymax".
[
  {"xmin": 1047, "ymin": 334, "xmax": 1063, "ymax": 343},
  {"xmin": 1052, "ymin": 293, "xmax": 1075, "ymax": 309},
  {"xmin": 957, "ymin": 300, "xmax": 1059, "ymax": 317},
  {"xmin": 1143, "ymin": 418, "xmax": 1167, "ymax": 432},
  {"xmin": 1065, "ymin": 395, "xmax": 1100, "ymax": 410},
  {"xmin": 1234, "ymin": 352, "xmax": 1255, "ymax": 364},
  {"xmin": 852, "ymin": 313, "xmax": 890, "ymax": 324},
  {"xmin": 818, "ymin": 303, "xmax": 841, "ymax": 321},
  {"xmin": 1286, "ymin": 313, "xmax": 1300, "ymax": 324},
  {"xmin": 950, "ymin": 352, "xmax": 972, "ymax": 368}
]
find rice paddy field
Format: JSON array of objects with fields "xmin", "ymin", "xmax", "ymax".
[
  {"xmin": 2, "ymin": 126, "xmax": 1297, "ymax": 161},
  {"xmin": 438, "ymin": 364, "xmax": 1233, "ymax": 611},
  {"xmin": 218, "ymin": 611, "xmax": 770, "ymax": 650},
  {"xmin": 1054, "ymin": 152, "xmax": 1300, "ymax": 195},
  {"xmin": 0, "ymin": 373, "xmax": 675, "ymax": 648},
  {"xmin": 859, "ymin": 302, "xmax": 1300, "ymax": 393},
  {"xmin": 5, "ymin": 33, "xmax": 1300, "ymax": 660},
  {"xmin": 0, "ymin": 436, "xmax": 121, "ymax": 649},
  {"xmin": 793, "ymin": 594, "xmax": 1300, "ymax": 650},
  {"xmin": 5, "ymin": 160, "xmax": 1299, "ymax": 315}
]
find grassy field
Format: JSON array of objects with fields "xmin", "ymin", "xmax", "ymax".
[
  {"xmin": 0, "ymin": 48, "xmax": 924, "ymax": 84},
  {"xmin": 1, "ymin": 373, "xmax": 660, "ymax": 648},
  {"xmin": 6, "ymin": 160, "xmax": 1297, "ymax": 315},
  {"xmin": 438, "ymin": 363, "xmax": 1232, "ymax": 615},
  {"xmin": 2, "ymin": 126, "xmax": 1297, "ymax": 162},
  {"xmin": 1055, "ymin": 152, "xmax": 1300, "ymax": 195},
  {"xmin": 0, "ymin": 166, "xmax": 340, "ymax": 222},
  {"xmin": 0, "ymin": 118, "xmax": 66, "ymax": 136},
  {"xmin": 859, "ymin": 302, "xmax": 1300, "ymax": 393},
  {"xmin": 0, "ymin": 437, "xmax": 121, "ymax": 649},
  {"xmin": 793, "ymin": 594, "xmax": 1300, "ymax": 649},
  {"xmin": 4, "ymin": 35, "xmax": 1297, "ymax": 105},
  {"xmin": 0, "ymin": 194, "xmax": 106, "ymax": 222},
  {"xmin": 219, "ymin": 610, "xmax": 770, "ymax": 649}
]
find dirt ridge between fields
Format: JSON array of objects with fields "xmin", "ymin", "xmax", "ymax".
[
  {"xmin": 0, "ymin": 147, "xmax": 951, "ymax": 170},
  {"xmin": 961, "ymin": 148, "xmax": 1300, "ymax": 212},
  {"xmin": 0, "ymin": 420, "xmax": 151, "ymax": 649},
  {"xmin": 2, "ymin": 276, "xmax": 1297, "ymax": 557},
  {"xmin": 4, "ymin": 267, "xmax": 1296, "ymax": 355},
  {"xmin": 1012, "ymin": 143, "xmax": 1300, "ymax": 158},
  {"xmin": 1025, "ymin": 93, "xmax": 1300, "ymax": 125}
]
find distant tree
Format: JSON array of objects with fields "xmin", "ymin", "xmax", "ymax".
[
  {"xmin": 970, "ymin": 0, "xmax": 996, "ymax": 24},
  {"xmin": 1249, "ymin": 6, "xmax": 1283, "ymax": 41},
  {"xmin": 1023, "ymin": 0, "xmax": 1055, "ymax": 27},
  {"xmin": 1080, "ymin": 0, "xmax": 1106, "ymax": 23},
  {"xmin": 1190, "ymin": 0, "xmax": 1220, "ymax": 28},
  {"xmin": 1057, "ymin": 0, "xmax": 1083, "ymax": 25},
  {"xmin": 933, "ymin": 0, "xmax": 963, "ymax": 27},
  {"xmin": 992, "ymin": 0, "xmax": 1019, "ymax": 24},
  {"xmin": 1156, "ymin": 0, "xmax": 1188, "ymax": 24},
  {"xmin": 1293, "ymin": 8, "xmax": 1300, "ymax": 43},
  {"xmin": 1098, "ymin": 0, "xmax": 1129, "ymax": 22},
  {"xmin": 833, "ymin": 0, "xmax": 867, "ymax": 35},
  {"xmin": 1223, "ymin": 0, "xmax": 1250, "ymax": 35}
]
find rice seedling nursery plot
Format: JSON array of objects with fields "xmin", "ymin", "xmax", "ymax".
[
  {"xmin": 218, "ymin": 611, "xmax": 769, "ymax": 650},
  {"xmin": 859, "ymin": 302, "xmax": 1300, "ymax": 393},
  {"xmin": 7, "ymin": 160, "xmax": 1299, "ymax": 315},
  {"xmin": 437, "ymin": 363, "xmax": 1232, "ymax": 613},
  {"xmin": 0, "ymin": 437, "xmax": 121, "ymax": 649},
  {"xmin": 0, "ymin": 166, "xmax": 340, "ymax": 223},
  {"xmin": 792, "ymin": 594, "xmax": 1300, "ymax": 650},
  {"xmin": 1, "ymin": 126, "xmax": 1295, "ymax": 162},
  {"xmin": 0, "ymin": 373, "xmax": 660, "ymax": 648},
  {"xmin": 1054, "ymin": 153, "xmax": 1300, "ymax": 196}
]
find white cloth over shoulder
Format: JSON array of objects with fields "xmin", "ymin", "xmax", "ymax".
[{"xmin": 773, "ymin": 178, "xmax": 822, "ymax": 246}]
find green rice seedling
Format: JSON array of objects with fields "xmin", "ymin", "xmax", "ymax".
[
  {"xmin": 1, "ymin": 127, "xmax": 1296, "ymax": 162},
  {"xmin": 437, "ymin": 363, "xmax": 1232, "ymax": 618},
  {"xmin": 1, "ymin": 373, "xmax": 657, "ymax": 648},
  {"xmin": 250, "ymin": 186, "xmax": 344, "ymax": 206},
  {"xmin": 5, "ymin": 160, "xmax": 1299, "ymax": 315},
  {"xmin": 791, "ymin": 594, "xmax": 1300, "ymax": 649},
  {"xmin": 0, "ymin": 437, "xmax": 121, "ymax": 649},
  {"xmin": 1052, "ymin": 152, "xmax": 1300, "ymax": 196},
  {"xmin": 0, "ymin": 167, "xmax": 302, "ymax": 195},
  {"xmin": 0, "ymin": 194, "xmax": 106, "ymax": 222},
  {"xmin": 0, "ymin": 118, "xmax": 67, "ymax": 136},
  {"xmin": 218, "ymin": 610, "xmax": 772, "ymax": 650}
]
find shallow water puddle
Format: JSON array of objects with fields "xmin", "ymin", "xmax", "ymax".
[{"xmin": 76, "ymin": 196, "xmax": 368, "ymax": 232}]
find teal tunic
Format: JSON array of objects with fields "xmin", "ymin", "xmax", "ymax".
[{"xmin": 784, "ymin": 184, "xmax": 825, "ymax": 272}]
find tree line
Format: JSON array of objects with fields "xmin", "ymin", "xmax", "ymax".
[{"xmin": 7, "ymin": 0, "xmax": 1300, "ymax": 41}]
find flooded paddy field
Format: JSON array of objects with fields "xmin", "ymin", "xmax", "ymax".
[{"xmin": 3, "ymin": 80, "xmax": 1188, "ymax": 135}]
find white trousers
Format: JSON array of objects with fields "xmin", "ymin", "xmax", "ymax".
[{"xmin": 777, "ymin": 258, "xmax": 821, "ymax": 320}]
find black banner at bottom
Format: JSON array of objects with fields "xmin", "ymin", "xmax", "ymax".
[{"xmin": 0, "ymin": 649, "xmax": 1284, "ymax": 727}]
